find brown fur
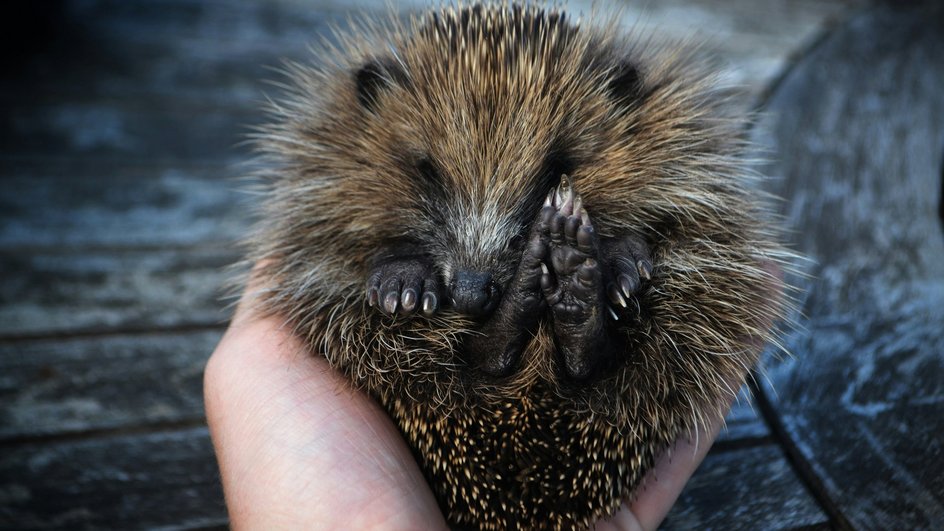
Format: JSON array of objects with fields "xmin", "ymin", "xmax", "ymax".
[{"xmin": 243, "ymin": 3, "xmax": 792, "ymax": 529}]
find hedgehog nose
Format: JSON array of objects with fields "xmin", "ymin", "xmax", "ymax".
[{"xmin": 450, "ymin": 271, "xmax": 500, "ymax": 317}]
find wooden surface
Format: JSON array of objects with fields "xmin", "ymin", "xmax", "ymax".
[
  {"xmin": 6, "ymin": 0, "xmax": 939, "ymax": 529},
  {"xmin": 755, "ymin": 4, "xmax": 944, "ymax": 529}
]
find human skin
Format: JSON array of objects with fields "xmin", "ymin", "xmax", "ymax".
[{"xmin": 204, "ymin": 297, "xmax": 729, "ymax": 530}]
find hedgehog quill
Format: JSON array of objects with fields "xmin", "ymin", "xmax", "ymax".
[{"xmin": 243, "ymin": 3, "xmax": 791, "ymax": 528}]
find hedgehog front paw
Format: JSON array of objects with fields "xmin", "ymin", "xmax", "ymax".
[
  {"xmin": 367, "ymin": 256, "xmax": 441, "ymax": 316},
  {"xmin": 601, "ymin": 234, "xmax": 653, "ymax": 313},
  {"xmin": 539, "ymin": 177, "xmax": 610, "ymax": 380}
]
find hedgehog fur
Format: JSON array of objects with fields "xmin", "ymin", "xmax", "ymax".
[{"xmin": 243, "ymin": 2, "xmax": 791, "ymax": 529}]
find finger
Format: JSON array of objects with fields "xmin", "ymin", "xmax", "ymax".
[
  {"xmin": 205, "ymin": 312, "xmax": 448, "ymax": 529},
  {"xmin": 620, "ymin": 375, "xmax": 741, "ymax": 530}
]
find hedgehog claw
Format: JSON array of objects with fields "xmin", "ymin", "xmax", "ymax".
[
  {"xmin": 637, "ymin": 259, "xmax": 653, "ymax": 281},
  {"xmin": 401, "ymin": 288, "xmax": 417, "ymax": 312},
  {"xmin": 617, "ymin": 274, "xmax": 637, "ymax": 299},
  {"xmin": 422, "ymin": 292, "xmax": 438, "ymax": 315},
  {"xmin": 383, "ymin": 291, "xmax": 399, "ymax": 314},
  {"xmin": 368, "ymin": 287, "xmax": 379, "ymax": 307},
  {"xmin": 556, "ymin": 175, "xmax": 575, "ymax": 215},
  {"xmin": 607, "ymin": 283, "xmax": 626, "ymax": 308}
]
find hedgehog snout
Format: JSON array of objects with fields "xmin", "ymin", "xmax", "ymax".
[{"xmin": 449, "ymin": 270, "xmax": 501, "ymax": 317}]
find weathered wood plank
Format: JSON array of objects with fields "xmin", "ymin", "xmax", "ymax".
[
  {"xmin": 777, "ymin": 406, "xmax": 944, "ymax": 528},
  {"xmin": 0, "ymin": 159, "xmax": 248, "ymax": 250},
  {"xmin": 0, "ymin": 101, "xmax": 257, "ymax": 163},
  {"xmin": 0, "ymin": 330, "xmax": 220, "ymax": 440},
  {"xmin": 0, "ymin": 248, "xmax": 238, "ymax": 337},
  {"xmin": 755, "ymin": 3, "xmax": 944, "ymax": 529},
  {"xmin": 0, "ymin": 427, "xmax": 227, "ymax": 530},
  {"xmin": 662, "ymin": 444, "xmax": 827, "ymax": 530}
]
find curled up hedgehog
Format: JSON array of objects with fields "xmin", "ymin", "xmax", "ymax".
[{"xmin": 244, "ymin": 2, "xmax": 791, "ymax": 529}]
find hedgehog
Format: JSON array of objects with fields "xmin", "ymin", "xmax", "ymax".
[{"xmin": 243, "ymin": 2, "xmax": 790, "ymax": 529}]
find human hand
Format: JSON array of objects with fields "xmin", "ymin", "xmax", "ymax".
[{"xmin": 205, "ymin": 298, "xmax": 730, "ymax": 530}]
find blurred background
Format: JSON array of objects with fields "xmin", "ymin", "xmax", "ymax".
[{"xmin": 1, "ymin": 0, "xmax": 941, "ymax": 529}]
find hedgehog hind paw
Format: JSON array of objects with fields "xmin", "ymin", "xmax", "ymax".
[{"xmin": 539, "ymin": 185, "xmax": 612, "ymax": 380}]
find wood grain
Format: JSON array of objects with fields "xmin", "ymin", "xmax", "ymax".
[
  {"xmin": 0, "ymin": 248, "xmax": 237, "ymax": 337},
  {"xmin": 0, "ymin": 159, "xmax": 249, "ymax": 250},
  {"xmin": 716, "ymin": 386, "xmax": 769, "ymax": 444},
  {"xmin": 0, "ymin": 428, "xmax": 226, "ymax": 530},
  {"xmin": 0, "ymin": 330, "xmax": 220, "ymax": 440},
  {"xmin": 663, "ymin": 444, "xmax": 826, "ymax": 530}
]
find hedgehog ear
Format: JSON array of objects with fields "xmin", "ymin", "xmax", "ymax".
[
  {"xmin": 354, "ymin": 57, "xmax": 407, "ymax": 113},
  {"xmin": 605, "ymin": 61, "xmax": 645, "ymax": 108}
]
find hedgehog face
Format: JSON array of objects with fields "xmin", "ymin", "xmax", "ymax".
[
  {"xmin": 331, "ymin": 8, "xmax": 623, "ymax": 319},
  {"xmin": 393, "ymin": 145, "xmax": 578, "ymax": 318},
  {"xmin": 399, "ymin": 149, "xmax": 543, "ymax": 317}
]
